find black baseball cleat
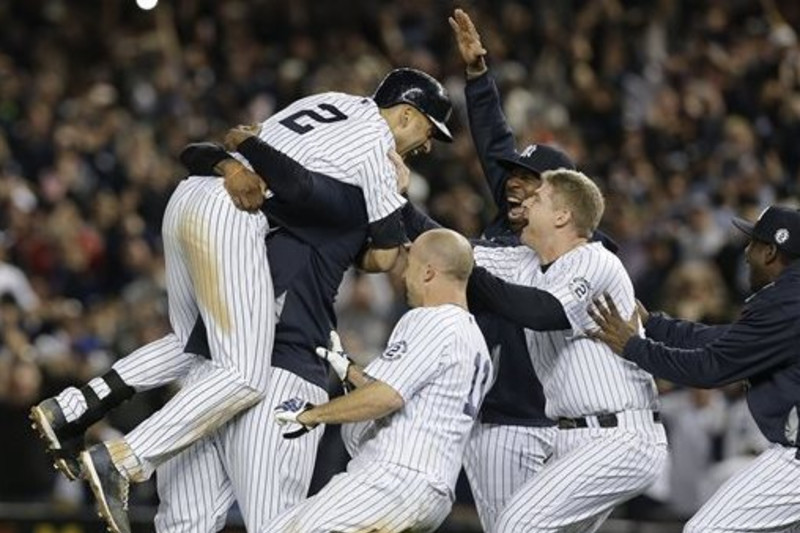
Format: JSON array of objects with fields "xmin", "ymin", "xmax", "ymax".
[
  {"xmin": 29, "ymin": 398, "xmax": 83, "ymax": 480},
  {"xmin": 80, "ymin": 444, "xmax": 131, "ymax": 533}
]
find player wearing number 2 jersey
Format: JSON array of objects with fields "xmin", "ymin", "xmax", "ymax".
[
  {"xmin": 30, "ymin": 68, "xmax": 453, "ymax": 533},
  {"xmin": 264, "ymin": 229, "xmax": 492, "ymax": 533}
]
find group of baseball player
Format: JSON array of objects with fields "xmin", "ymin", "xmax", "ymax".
[{"xmin": 28, "ymin": 8, "xmax": 800, "ymax": 533}]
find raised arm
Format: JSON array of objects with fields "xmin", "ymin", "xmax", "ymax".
[{"xmin": 450, "ymin": 9, "xmax": 516, "ymax": 207}]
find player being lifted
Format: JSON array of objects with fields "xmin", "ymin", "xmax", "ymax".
[
  {"xmin": 265, "ymin": 229, "xmax": 492, "ymax": 533},
  {"xmin": 30, "ymin": 68, "xmax": 453, "ymax": 533}
]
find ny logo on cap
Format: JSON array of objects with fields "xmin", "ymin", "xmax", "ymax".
[
  {"xmin": 520, "ymin": 145, "xmax": 538, "ymax": 157},
  {"xmin": 775, "ymin": 228, "xmax": 790, "ymax": 244}
]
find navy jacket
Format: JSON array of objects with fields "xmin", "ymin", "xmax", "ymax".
[
  {"xmin": 465, "ymin": 72, "xmax": 552, "ymax": 427},
  {"xmin": 625, "ymin": 261, "xmax": 800, "ymax": 446}
]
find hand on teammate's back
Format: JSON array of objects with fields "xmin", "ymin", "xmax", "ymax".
[
  {"xmin": 217, "ymin": 159, "xmax": 265, "ymax": 212},
  {"xmin": 223, "ymin": 124, "xmax": 260, "ymax": 152},
  {"xmin": 586, "ymin": 293, "xmax": 639, "ymax": 354},
  {"xmin": 448, "ymin": 8, "xmax": 488, "ymax": 78}
]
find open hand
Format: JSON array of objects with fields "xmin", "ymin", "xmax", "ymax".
[
  {"xmin": 448, "ymin": 9, "xmax": 488, "ymax": 77},
  {"xmin": 586, "ymin": 293, "xmax": 640, "ymax": 355}
]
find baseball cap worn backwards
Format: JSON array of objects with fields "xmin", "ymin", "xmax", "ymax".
[
  {"xmin": 732, "ymin": 206, "xmax": 800, "ymax": 257},
  {"xmin": 497, "ymin": 144, "xmax": 576, "ymax": 176}
]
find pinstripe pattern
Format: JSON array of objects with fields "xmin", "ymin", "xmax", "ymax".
[
  {"xmin": 474, "ymin": 242, "xmax": 659, "ymax": 419},
  {"xmin": 268, "ymin": 305, "xmax": 489, "ymax": 533},
  {"xmin": 156, "ymin": 368, "xmax": 327, "ymax": 533},
  {"xmin": 463, "ymin": 424, "xmax": 556, "ymax": 533},
  {"xmin": 55, "ymin": 334, "xmax": 196, "ymax": 422},
  {"xmin": 474, "ymin": 242, "xmax": 666, "ymax": 531},
  {"xmin": 256, "ymin": 92, "xmax": 406, "ymax": 223},
  {"xmin": 343, "ymin": 305, "xmax": 492, "ymax": 493},
  {"xmin": 684, "ymin": 444, "xmax": 800, "ymax": 532},
  {"xmin": 262, "ymin": 463, "xmax": 452, "ymax": 533},
  {"xmin": 119, "ymin": 176, "xmax": 275, "ymax": 480},
  {"xmin": 495, "ymin": 414, "xmax": 668, "ymax": 532}
]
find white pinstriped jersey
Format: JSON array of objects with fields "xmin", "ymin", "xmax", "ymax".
[
  {"xmin": 474, "ymin": 242, "xmax": 659, "ymax": 419},
  {"xmin": 255, "ymin": 92, "xmax": 406, "ymax": 223},
  {"xmin": 342, "ymin": 305, "xmax": 492, "ymax": 493}
]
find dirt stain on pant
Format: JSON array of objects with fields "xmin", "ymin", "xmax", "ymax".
[{"xmin": 179, "ymin": 211, "xmax": 231, "ymax": 335}]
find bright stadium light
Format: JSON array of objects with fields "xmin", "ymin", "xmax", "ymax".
[{"xmin": 136, "ymin": 0, "xmax": 158, "ymax": 10}]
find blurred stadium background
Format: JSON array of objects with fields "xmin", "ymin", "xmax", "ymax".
[{"xmin": 1, "ymin": 0, "xmax": 798, "ymax": 531}]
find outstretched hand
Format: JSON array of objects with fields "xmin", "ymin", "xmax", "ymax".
[
  {"xmin": 448, "ymin": 9, "xmax": 488, "ymax": 77},
  {"xmin": 586, "ymin": 293, "xmax": 640, "ymax": 355}
]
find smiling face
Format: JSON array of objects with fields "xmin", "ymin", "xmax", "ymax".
[
  {"xmin": 393, "ymin": 105, "xmax": 434, "ymax": 159},
  {"xmin": 505, "ymin": 168, "xmax": 543, "ymax": 231},
  {"xmin": 519, "ymin": 180, "xmax": 575, "ymax": 246}
]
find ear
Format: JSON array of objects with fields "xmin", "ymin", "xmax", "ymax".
[
  {"xmin": 764, "ymin": 244, "xmax": 780, "ymax": 264},
  {"xmin": 399, "ymin": 106, "xmax": 412, "ymax": 127},
  {"xmin": 553, "ymin": 208, "xmax": 572, "ymax": 229},
  {"xmin": 423, "ymin": 264, "xmax": 436, "ymax": 283}
]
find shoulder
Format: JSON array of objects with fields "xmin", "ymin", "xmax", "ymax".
[
  {"xmin": 474, "ymin": 244, "xmax": 535, "ymax": 265},
  {"xmin": 554, "ymin": 242, "xmax": 626, "ymax": 277}
]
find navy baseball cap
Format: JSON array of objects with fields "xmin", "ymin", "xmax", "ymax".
[
  {"xmin": 497, "ymin": 144, "xmax": 576, "ymax": 176},
  {"xmin": 732, "ymin": 206, "xmax": 800, "ymax": 257}
]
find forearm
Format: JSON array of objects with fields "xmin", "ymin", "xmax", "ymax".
[
  {"xmin": 401, "ymin": 202, "xmax": 441, "ymax": 240},
  {"xmin": 345, "ymin": 364, "xmax": 374, "ymax": 389},
  {"xmin": 302, "ymin": 381, "xmax": 403, "ymax": 425},
  {"xmin": 235, "ymin": 136, "xmax": 312, "ymax": 202},
  {"xmin": 465, "ymin": 72, "xmax": 516, "ymax": 205},
  {"xmin": 467, "ymin": 266, "xmax": 570, "ymax": 330},
  {"xmin": 645, "ymin": 314, "xmax": 730, "ymax": 348},
  {"xmin": 358, "ymin": 246, "xmax": 401, "ymax": 273}
]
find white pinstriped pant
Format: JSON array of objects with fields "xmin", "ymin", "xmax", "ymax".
[
  {"xmin": 154, "ymin": 367, "xmax": 328, "ymax": 533},
  {"xmin": 123, "ymin": 176, "xmax": 275, "ymax": 479},
  {"xmin": 262, "ymin": 461, "xmax": 452, "ymax": 533},
  {"xmin": 495, "ymin": 410, "xmax": 668, "ymax": 533},
  {"xmin": 684, "ymin": 444, "xmax": 800, "ymax": 532},
  {"xmin": 463, "ymin": 423, "xmax": 556, "ymax": 533}
]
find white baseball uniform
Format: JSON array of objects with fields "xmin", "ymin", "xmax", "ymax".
[
  {"xmin": 53, "ymin": 91, "xmax": 410, "ymax": 530},
  {"xmin": 106, "ymin": 175, "xmax": 276, "ymax": 481},
  {"xmin": 156, "ymin": 92, "xmax": 412, "ymax": 532},
  {"xmin": 263, "ymin": 304, "xmax": 492, "ymax": 533},
  {"xmin": 474, "ymin": 242, "xmax": 668, "ymax": 533}
]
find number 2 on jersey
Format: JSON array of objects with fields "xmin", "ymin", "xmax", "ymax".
[
  {"xmin": 464, "ymin": 352, "xmax": 492, "ymax": 419},
  {"xmin": 279, "ymin": 103, "xmax": 348, "ymax": 134}
]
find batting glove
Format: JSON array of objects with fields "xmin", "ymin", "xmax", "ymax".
[
  {"xmin": 315, "ymin": 331, "xmax": 351, "ymax": 383},
  {"xmin": 274, "ymin": 397, "xmax": 316, "ymax": 439}
]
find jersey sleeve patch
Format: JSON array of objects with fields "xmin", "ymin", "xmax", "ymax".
[
  {"xmin": 381, "ymin": 340, "xmax": 407, "ymax": 361},
  {"xmin": 568, "ymin": 276, "xmax": 592, "ymax": 302}
]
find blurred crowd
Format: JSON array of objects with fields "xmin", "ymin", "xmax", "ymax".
[{"xmin": 0, "ymin": 0, "xmax": 798, "ymax": 523}]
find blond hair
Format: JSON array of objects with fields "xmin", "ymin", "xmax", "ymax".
[{"xmin": 542, "ymin": 169, "xmax": 605, "ymax": 237}]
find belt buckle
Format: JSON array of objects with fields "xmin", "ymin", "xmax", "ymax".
[
  {"xmin": 558, "ymin": 418, "xmax": 579, "ymax": 430},
  {"xmin": 597, "ymin": 413, "xmax": 618, "ymax": 428}
]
